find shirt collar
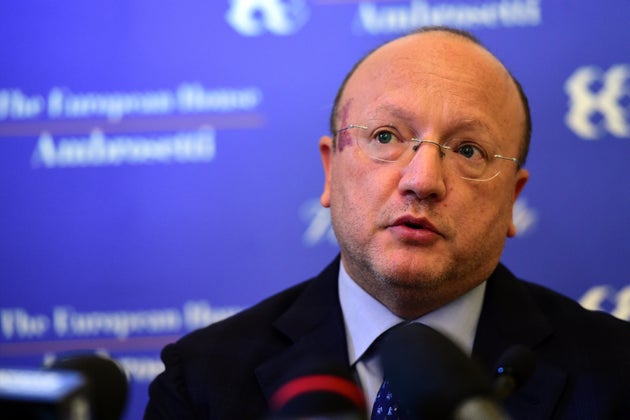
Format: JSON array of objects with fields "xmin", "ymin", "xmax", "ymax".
[{"xmin": 338, "ymin": 261, "xmax": 486, "ymax": 365}]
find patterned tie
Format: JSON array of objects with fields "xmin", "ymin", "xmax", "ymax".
[
  {"xmin": 371, "ymin": 378, "xmax": 403, "ymax": 420},
  {"xmin": 370, "ymin": 323, "xmax": 411, "ymax": 420}
]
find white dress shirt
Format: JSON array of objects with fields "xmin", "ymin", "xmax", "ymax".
[{"xmin": 337, "ymin": 261, "xmax": 486, "ymax": 412}]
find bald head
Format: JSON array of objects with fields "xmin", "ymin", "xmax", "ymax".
[{"xmin": 330, "ymin": 27, "xmax": 531, "ymax": 165}]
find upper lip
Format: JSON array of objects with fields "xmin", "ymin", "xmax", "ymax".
[{"xmin": 390, "ymin": 215, "xmax": 442, "ymax": 235}]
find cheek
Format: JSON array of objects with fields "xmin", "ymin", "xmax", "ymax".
[
  {"xmin": 448, "ymin": 181, "xmax": 496, "ymax": 220},
  {"xmin": 464, "ymin": 186, "xmax": 514, "ymax": 234},
  {"xmin": 332, "ymin": 162, "xmax": 369, "ymax": 207},
  {"xmin": 331, "ymin": 159, "xmax": 395, "ymax": 214}
]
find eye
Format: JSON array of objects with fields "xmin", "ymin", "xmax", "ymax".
[
  {"xmin": 372, "ymin": 126, "xmax": 405, "ymax": 145},
  {"xmin": 376, "ymin": 131, "xmax": 395, "ymax": 144},
  {"xmin": 452, "ymin": 141, "xmax": 487, "ymax": 161}
]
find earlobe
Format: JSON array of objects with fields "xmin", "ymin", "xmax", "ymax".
[
  {"xmin": 507, "ymin": 168, "xmax": 529, "ymax": 238},
  {"xmin": 319, "ymin": 136, "xmax": 334, "ymax": 208},
  {"xmin": 507, "ymin": 222, "xmax": 518, "ymax": 238}
]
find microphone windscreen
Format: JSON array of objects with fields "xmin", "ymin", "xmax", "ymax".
[
  {"xmin": 493, "ymin": 345, "xmax": 536, "ymax": 400},
  {"xmin": 46, "ymin": 352, "xmax": 128, "ymax": 420},
  {"xmin": 0, "ymin": 366, "xmax": 89, "ymax": 419},
  {"xmin": 269, "ymin": 364, "xmax": 366, "ymax": 419},
  {"xmin": 381, "ymin": 323, "xmax": 493, "ymax": 418}
]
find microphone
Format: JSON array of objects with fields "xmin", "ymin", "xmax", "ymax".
[
  {"xmin": 493, "ymin": 345, "xmax": 536, "ymax": 401},
  {"xmin": 45, "ymin": 352, "xmax": 129, "ymax": 420},
  {"xmin": 0, "ymin": 352, "xmax": 128, "ymax": 420},
  {"xmin": 380, "ymin": 323, "xmax": 510, "ymax": 420},
  {"xmin": 268, "ymin": 365, "xmax": 367, "ymax": 420},
  {"xmin": 0, "ymin": 365, "xmax": 89, "ymax": 419}
]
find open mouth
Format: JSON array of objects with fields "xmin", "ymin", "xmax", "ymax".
[
  {"xmin": 391, "ymin": 216, "xmax": 441, "ymax": 238},
  {"xmin": 404, "ymin": 221, "xmax": 425, "ymax": 229}
]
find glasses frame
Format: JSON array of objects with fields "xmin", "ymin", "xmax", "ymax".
[{"xmin": 336, "ymin": 123, "xmax": 521, "ymax": 182}]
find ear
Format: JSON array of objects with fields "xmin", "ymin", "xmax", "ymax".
[
  {"xmin": 507, "ymin": 168, "xmax": 530, "ymax": 238},
  {"xmin": 319, "ymin": 135, "xmax": 334, "ymax": 208}
]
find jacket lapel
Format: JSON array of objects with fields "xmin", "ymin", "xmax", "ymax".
[
  {"xmin": 473, "ymin": 264, "xmax": 568, "ymax": 419},
  {"xmin": 254, "ymin": 258, "xmax": 352, "ymax": 403}
]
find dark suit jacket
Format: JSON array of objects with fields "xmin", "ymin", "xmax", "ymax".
[{"xmin": 144, "ymin": 258, "xmax": 630, "ymax": 419}]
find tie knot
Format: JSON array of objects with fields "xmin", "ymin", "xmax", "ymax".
[{"xmin": 370, "ymin": 322, "xmax": 410, "ymax": 357}]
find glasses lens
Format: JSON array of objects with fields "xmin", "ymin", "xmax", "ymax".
[
  {"xmin": 440, "ymin": 139, "xmax": 485, "ymax": 180},
  {"xmin": 349, "ymin": 121, "xmax": 412, "ymax": 162}
]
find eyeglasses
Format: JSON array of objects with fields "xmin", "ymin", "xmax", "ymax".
[{"xmin": 336, "ymin": 120, "xmax": 520, "ymax": 182}]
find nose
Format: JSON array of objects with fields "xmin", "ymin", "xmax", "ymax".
[{"xmin": 398, "ymin": 141, "xmax": 447, "ymax": 201}]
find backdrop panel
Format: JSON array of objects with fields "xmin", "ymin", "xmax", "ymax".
[{"xmin": 1, "ymin": 1, "xmax": 629, "ymax": 419}]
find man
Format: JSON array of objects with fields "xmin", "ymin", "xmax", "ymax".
[{"xmin": 145, "ymin": 27, "xmax": 630, "ymax": 419}]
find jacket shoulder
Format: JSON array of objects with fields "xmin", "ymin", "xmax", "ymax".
[
  {"xmin": 520, "ymin": 277, "xmax": 630, "ymax": 346},
  {"xmin": 175, "ymin": 279, "xmax": 311, "ymax": 356}
]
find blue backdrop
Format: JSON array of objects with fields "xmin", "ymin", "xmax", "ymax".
[{"xmin": 1, "ymin": 1, "xmax": 629, "ymax": 419}]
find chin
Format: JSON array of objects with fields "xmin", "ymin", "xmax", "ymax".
[{"xmin": 375, "ymin": 261, "xmax": 449, "ymax": 291}]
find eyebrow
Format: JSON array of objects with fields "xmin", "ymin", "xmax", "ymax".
[
  {"xmin": 368, "ymin": 104, "xmax": 417, "ymax": 123},
  {"xmin": 367, "ymin": 104, "xmax": 494, "ymax": 138},
  {"xmin": 447, "ymin": 118, "xmax": 493, "ymax": 136}
]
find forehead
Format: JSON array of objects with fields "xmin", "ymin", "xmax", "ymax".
[
  {"xmin": 339, "ymin": 32, "xmax": 524, "ymax": 145},
  {"xmin": 347, "ymin": 32, "xmax": 512, "ymax": 98}
]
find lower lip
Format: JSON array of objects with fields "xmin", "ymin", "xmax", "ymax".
[{"xmin": 388, "ymin": 225, "xmax": 441, "ymax": 244}]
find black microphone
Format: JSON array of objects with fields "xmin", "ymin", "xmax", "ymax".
[
  {"xmin": 0, "ymin": 365, "xmax": 90, "ymax": 419},
  {"xmin": 380, "ymin": 323, "xmax": 510, "ymax": 420},
  {"xmin": 493, "ymin": 345, "xmax": 536, "ymax": 401},
  {"xmin": 268, "ymin": 365, "xmax": 367, "ymax": 420},
  {"xmin": 0, "ymin": 352, "xmax": 128, "ymax": 420},
  {"xmin": 45, "ymin": 352, "xmax": 129, "ymax": 420}
]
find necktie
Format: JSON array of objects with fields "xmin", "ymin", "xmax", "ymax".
[
  {"xmin": 371, "ymin": 378, "xmax": 403, "ymax": 420},
  {"xmin": 369, "ymin": 323, "xmax": 409, "ymax": 420}
]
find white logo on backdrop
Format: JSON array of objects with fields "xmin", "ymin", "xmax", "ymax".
[
  {"xmin": 512, "ymin": 197, "xmax": 537, "ymax": 237},
  {"xmin": 580, "ymin": 285, "xmax": 630, "ymax": 321},
  {"xmin": 300, "ymin": 198, "xmax": 337, "ymax": 247},
  {"xmin": 31, "ymin": 129, "xmax": 216, "ymax": 168},
  {"xmin": 355, "ymin": 0, "xmax": 542, "ymax": 35},
  {"xmin": 0, "ymin": 302, "xmax": 240, "ymax": 340},
  {"xmin": 225, "ymin": 0, "xmax": 310, "ymax": 36},
  {"xmin": 565, "ymin": 64, "xmax": 630, "ymax": 140}
]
